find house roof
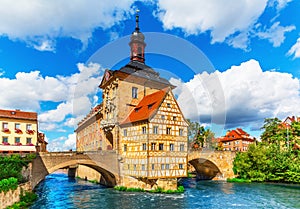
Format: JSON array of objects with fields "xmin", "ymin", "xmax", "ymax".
[
  {"xmin": 282, "ymin": 116, "xmax": 300, "ymax": 128},
  {"xmin": 0, "ymin": 109, "xmax": 37, "ymax": 121},
  {"xmin": 218, "ymin": 128, "xmax": 255, "ymax": 142},
  {"xmin": 120, "ymin": 88, "xmax": 169, "ymax": 125},
  {"xmin": 99, "ymin": 61, "xmax": 175, "ymax": 90}
]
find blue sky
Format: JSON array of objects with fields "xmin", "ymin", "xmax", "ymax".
[{"xmin": 0, "ymin": 0, "xmax": 300, "ymax": 151}]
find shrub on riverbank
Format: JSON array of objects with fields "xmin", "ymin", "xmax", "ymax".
[
  {"xmin": 6, "ymin": 191, "xmax": 37, "ymax": 209},
  {"xmin": 227, "ymin": 178, "xmax": 251, "ymax": 183},
  {"xmin": 114, "ymin": 185, "xmax": 184, "ymax": 194},
  {"xmin": 0, "ymin": 154, "xmax": 36, "ymax": 183},
  {"xmin": 233, "ymin": 143, "xmax": 300, "ymax": 183},
  {"xmin": 0, "ymin": 177, "xmax": 18, "ymax": 193}
]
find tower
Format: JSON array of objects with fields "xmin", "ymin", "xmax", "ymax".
[{"xmin": 129, "ymin": 10, "xmax": 146, "ymax": 63}]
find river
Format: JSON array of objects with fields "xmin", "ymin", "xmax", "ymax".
[{"xmin": 31, "ymin": 172, "xmax": 300, "ymax": 209}]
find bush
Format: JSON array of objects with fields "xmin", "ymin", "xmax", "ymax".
[
  {"xmin": 0, "ymin": 154, "xmax": 35, "ymax": 183},
  {"xmin": 6, "ymin": 191, "xmax": 37, "ymax": 209},
  {"xmin": 0, "ymin": 177, "xmax": 18, "ymax": 193}
]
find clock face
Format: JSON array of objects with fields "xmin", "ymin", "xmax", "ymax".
[{"xmin": 105, "ymin": 71, "xmax": 110, "ymax": 81}]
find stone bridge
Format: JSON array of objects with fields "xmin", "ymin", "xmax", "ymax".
[
  {"xmin": 31, "ymin": 151, "xmax": 119, "ymax": 189},
  {"xmin": 30, "ymin": 150, "xmax": 236, "ymax": 189},
  {"xmin": 188, "ymin": 150, "xmax": 236, "ymax": 180}
]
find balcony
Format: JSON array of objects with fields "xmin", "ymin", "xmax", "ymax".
[{"xmin": 100, "ymin": 119, "xmax": 116, "ymax": 132}]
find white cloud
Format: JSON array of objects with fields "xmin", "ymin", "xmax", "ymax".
[
  {"xmin": 171, "ymin": 59, "xmax": 300, "ymax": 131},
  {"xmin": 268, "ymin": 0, "xmax": 293, "ymax": 11},
  {"xmin": 0, "ymin": 0, "xmax": 134, "ymax": 51},
  {"xmin": 155, "ymin": 0, "xmax": 268, "ymax": 43},
  {"xmin": 0, "ymin": 62, "xmax": 103, "ymax": 126},
  {"xmin": 257, "ymin": 22, "xmax": 295, "ymax": 47},
  {"xmin": 47, "ymin": 133, "xmax": 76, "ymax": 151},
  {"xmin": 287, "ymin": 37, "xmax": 300, "ymax": 59}
]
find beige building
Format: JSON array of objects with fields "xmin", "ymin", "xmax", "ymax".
[
  {"xmin": 0, "ymin": 109, "xmax": 38, "ymax": 153},
  {"xmin": 75, "ymin": 13, "xmax": 188, "ymax": 189}
]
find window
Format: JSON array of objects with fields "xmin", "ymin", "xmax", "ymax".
[
  {"xmin": 142, "ymin": 143, "xmax": 147, "ymax": 151},
  {"xmin": 123, "ymin": 144, "xmax": 127, "ymax": 152},
  {"xmin": 152, "ymin": 164, "xmax": 155, "ymax": 170},
  {"xmin": 15, "ymin": 137, "xmax": 20, "ymax": 143},
  {"xmin": 179, "ymin": 164, "xmax": 183, "ymax": 169},
  {"xmin": 148, "ymin": 103, "xmax": 154, "ymax": 109},
  {"xmin": 15, "ymin": 123, "xmax": 20, "ymax": 129},
  {"xmin": 132, "ymin": 87, "xmax": 138, "ymax": 99},
  {"xmin": 2, "ymin": 137, "xmax": 8, "ymax": 143},
  {"xmin": 138, "ymin": 46, "xmax": 142, "ymax": 57},
  {"xmin": 26, "ymin": 124, "xmax": 32, "ymax": 130},
  {"xmin": 169, "ymin": 143, "xmax": 174, "ymax": 151},
  {"xmin": 161, "ymin": 164, "xmax": 165, "ymax": 170},
  {"xmin": 142, "ymin": 126, "xmax": 147, "ymax": 134},
  {"xmin": 2, "ymin": 122, "xmax": 8, "ymax": 129},
  {"xmin": 180, "ymin": 144, "xmax": 185, "ymax": 151},
  {"xmin": 142, "ymin": 164, "xmax": 145, "ymax": 171},
  {"xmin": 173, "ymin": 116, "xmax": 177, "ymax": 121},
  {"xmin": 26, "ymin": 138, "xmax": 32, "ymax": 144},
  {"xmin": 167, "ymin": 103, "xmax": 171, "ymax": 108},
  {"xmin": 153, "ymin": 126, "xmax": 158, "ymax": 134},
  {"xmin": 123, "ymin": 129, "xmax": 127, "ymax": 137},
  {"xmin": 159, "ymin": 143, "xmax": 164, "ymax": 151},
  {"xmin": 166, "ymin": 127, "xmax": 171, "ymax": 135},
  {"xmin": 179, "ymin": 129, "xmax": 183, "ymax": 136},
  {"xmin": 151, "ymin": 143, "xmax": 156, "ymax": 151},
  {"xmin": 161, "ymin": 115, "xmax": 165, "ymax": 120},
  {"xmin": 134, "ymin": 164, "xmax": 137, "ymax": 171},
  {"xmin": 166, "ymin": 164, "xmax": 170, "ymax": 170}
]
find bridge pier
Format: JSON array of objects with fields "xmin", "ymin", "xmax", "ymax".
[{"xmin": 67, "ymin": 165, "xmax": 77, "ymax": 178}]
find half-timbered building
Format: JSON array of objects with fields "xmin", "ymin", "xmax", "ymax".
[{"xmin": 76, "ymin": 12, "xmax": 188, "ymax": 190}]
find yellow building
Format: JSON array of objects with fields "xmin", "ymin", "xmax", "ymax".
[
  {"xmin": 76, "ymin": 13, "xmax": 188, "ymax": 189},
  {"xmin": 0, "ymin": 109, "xmax": 38, "ymax": 153},
  {"xmin": 76, "ymin": 104, "xmax": 105, "ymax": 151}
]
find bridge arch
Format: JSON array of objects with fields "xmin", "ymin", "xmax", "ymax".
[
  {"xmin": 47, "ymin": 160, "xmax": 117, "ymax": 187},
  {"xmin": 31, "ymin": 152, "xmax": 119, "ymax": 189},
  {"xmin": 188, "ymin": 150, "xmax": 236, "ymax": 180},
  {"xmin": 189, "ymin": 158, "xmax": 222, "ymax": 180}
]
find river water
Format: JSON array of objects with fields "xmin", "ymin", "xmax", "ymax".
[{"xmin": 31, "ymin": 173, "xmax": 300, "ymax": 209}]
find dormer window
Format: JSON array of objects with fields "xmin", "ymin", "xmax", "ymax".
[
  {"xmin": 148, "ymin": 103, "xmax": 155, "ymax": 109},
  {"xmin": 135, "ymin": 107, "xmax": 141, "ymax": 112}
]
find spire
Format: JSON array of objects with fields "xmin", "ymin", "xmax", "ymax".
[
  {"xmin": 129, "ymin": 9, "xmax": 146, "ymax": 63},
  {"xmin": 135, "ymin": 9, "xmax": 140, "ymax": 32}
]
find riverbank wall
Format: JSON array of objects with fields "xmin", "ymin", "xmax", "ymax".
[{"xmin": 0, "ymin": 182, "xmax": 31, "ymax": 209}]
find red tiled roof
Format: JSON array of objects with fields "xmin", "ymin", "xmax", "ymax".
[
  {"xmin": 0, "ymin": 109, "xmax": 37, "ymax": 121},
  {"xmin": 218, "ymin": 128, "xmax": 254, "ymax": 142},
  {"xmin": 121, "ymin": 88, "xmax": 169, "ymax": 125}
]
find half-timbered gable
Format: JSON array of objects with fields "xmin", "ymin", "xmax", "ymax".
[{"xmin": 120, "ymin": 88, "xmax": 188, "ymax": 179}]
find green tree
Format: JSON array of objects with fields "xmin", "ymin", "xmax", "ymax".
[
  {"xmin": 187, "ymin": 119, "xmax": 200, "ymax": 143},
  {"xmin": 260, "ymin": 118, "xmax": 285, "ymax": 145}
]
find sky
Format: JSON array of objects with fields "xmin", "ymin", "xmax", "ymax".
[{"xmin": 0, "ymin": 0, "xmax": 300, "ymax": 151}]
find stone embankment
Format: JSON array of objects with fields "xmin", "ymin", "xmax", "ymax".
[{"xmin": 0, "ymin": 182, "xmax": 31, "ymax": 209}]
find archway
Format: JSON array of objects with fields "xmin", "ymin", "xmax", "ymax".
[
  {"xmin": 189, "ymin": 158, "xmax": 222, "ymax": 180},
  {"xmin": 47, "ymin": 160, "xmax": 117, "ymax": 187},
  {"xmin": 32, "ymin": 157, "xmax": 118, "ymax": 189}
]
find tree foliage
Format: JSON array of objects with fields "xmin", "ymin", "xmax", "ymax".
[
  {"xmin": 187, "ymin": 119, "xmax": 215, "ymax": 148},
  {"xmin": 0, "ymin": 154, "xmax": 35, "ymax": 182},
  {"xmin": 233, "ymin": 117, "xmax": 300, "ymax": 183}
]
